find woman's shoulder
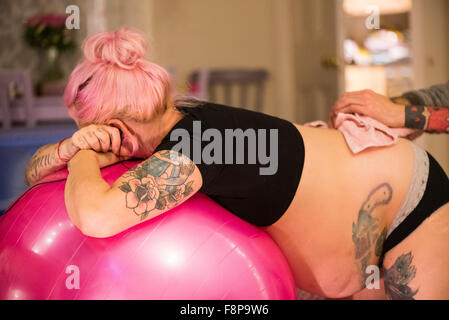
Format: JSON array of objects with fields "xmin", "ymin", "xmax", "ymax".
[
  {"xmin": 174, "ymin": 101, "xmax": 244, "ymax": 126},
  {"xmin": 175, "ymin": 100, "xmax": 286, "ymax": 121},
  {"xmin": 174, "ymin": 100, "xmax": 296, "ymax": 134},
  {"xmin": 175, "ymin": 101, "xmax": 238, "ymax": 115}
]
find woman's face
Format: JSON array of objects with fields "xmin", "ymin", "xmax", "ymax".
[
  {"xmin": 118, "ymin": 119, "xmax": 159, "ymax": 159},
  {"xmin": 121, "ymin": 107, "xmax": 181, "ymax": 159},
  {"xmin": 130, "ymin": 133, "xmax": 155, "ymax": 159},
  {"xmin": 74, "ymin": 106, "xmax": 169, "ymax": 160}
]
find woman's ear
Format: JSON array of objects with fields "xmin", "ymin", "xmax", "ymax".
[{"xmin": 107, "ymin": 119, "xmax": 138, "ymax": 157}]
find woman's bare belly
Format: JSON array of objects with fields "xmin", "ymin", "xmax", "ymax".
[{"xmin": 264, "ymin": 124, "xmax": 414, "ymax": 298}]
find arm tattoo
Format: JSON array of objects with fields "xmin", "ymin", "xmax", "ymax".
[
  {"xmin": 404, "ymin": 106, "xmax": 427, "ymax": 130},
  {"xmin": 25, "ymin": 144, "xmax": 60, "ymax": 185},
  {"xmin": 119, "ymin": 150, "xmax": 196, "ymax": 220},
  {"xmin": 352, "ymin": 183, "xmax": 392, "ymax": 286},
  {"xmin": 405, "ymin": 105, "xmax": 449, "ymax": 133},
  {"xmin": 425, "ymin": 106, "xmax": 449, "ymax": 133},
  {"xmin": 384, "ymin": 252, "xmax": 418, "ymax": 300}
]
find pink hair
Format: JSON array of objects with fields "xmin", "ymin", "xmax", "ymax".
[{"xmin": 64, "ymin": 28, "xmax": 173, "ymax": 125}]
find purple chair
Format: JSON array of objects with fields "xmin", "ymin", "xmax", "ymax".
[{"xmin": 189, "ymin": 68, "xmax": 269, "ymax": 112}]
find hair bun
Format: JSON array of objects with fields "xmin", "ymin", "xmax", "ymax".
[{"xmin": 83, "ymin": 28, "xmax": 147, "ymax": 70}]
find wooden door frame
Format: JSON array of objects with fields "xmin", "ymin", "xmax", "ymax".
[{"xmin": 411, "ymin": 0, "xmax": 449, "ymax": 174}]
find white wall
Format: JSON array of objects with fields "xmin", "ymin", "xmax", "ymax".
[
  {"xmin": 151, "ymin": 0, "xmax": 277, "ymax": 115},
  {"xmin": 102, "ymin": 0, "xmax": 280, "ymax": 117}
]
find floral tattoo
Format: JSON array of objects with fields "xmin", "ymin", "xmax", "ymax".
[
  {"xmin": 119, "ymin": 151, "xmax": 195, "ymax": 220},
  {"xmin": 352, "ymin": 183, "xmax": 392, "ymax": 286},
  {"xmin": 384, "ymin": 252, "xmax": 418, "ymax": 300}
]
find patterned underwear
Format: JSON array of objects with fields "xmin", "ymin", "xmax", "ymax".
[{"xmin": 380, "ymin": 142, "xmax": 449, "ymax": 263}]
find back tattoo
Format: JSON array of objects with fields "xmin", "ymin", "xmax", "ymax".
[{"xmin": 352, "ymin": 183, "xmax": 392, "ymax": 286}]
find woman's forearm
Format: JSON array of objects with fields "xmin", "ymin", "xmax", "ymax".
[
  {"xmin": 65, "ymin": 150, "xmax": 201, "ymax": 238},
  {"xmin": 25, "ymin": 143, "xmax": 66, "ymax": 186},
  {"xmin": 65, "ymin": 150, "xmax": 111, "ymax": 232},
  {"xmin": 25, "ymin": 138, "xmax": 80, "ymax": 186}
]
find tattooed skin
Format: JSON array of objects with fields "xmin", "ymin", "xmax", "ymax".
[
  {"xmin": 25, "ymin": 144, "xmax": 61, "ymax": 185},
  {"xmin": 404, "ymin": 106, "xmax": 427, "ymax": 130},
  {"xmin": 384, "ymin": 252, "xmax": 418, "ymax": 300},
  {"xmin": 405, "ymin": 105, "xmax": 449, "ymax": 133},
  {"xmin": 352, "ymin": 183, "xmax": 392, "ymax": 286},
  {"xmin": 119, "ymin": 150, "xmax": 196, "ymax": 220}
]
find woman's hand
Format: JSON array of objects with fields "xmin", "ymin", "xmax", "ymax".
[
  {"xmin": 329, "ymin": 89, "xmax": 406, "ymax": 128},
  {"xmin": 25, "ymin": 125, "xmax": 125, "ymax": 186},
  {"xmin": 61, "ymin": 124, "xmax": 122, "ymax": 161}
]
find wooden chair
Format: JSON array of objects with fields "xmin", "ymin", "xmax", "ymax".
[
  {"xmin": 188, "ymin": 68, "xmax": 269, "ymax": 112},
  {"xmin": 0, "ymin": 70, "xmax": 36, "ymax": 129}
]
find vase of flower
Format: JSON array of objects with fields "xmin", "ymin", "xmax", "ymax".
[
  {"xmin": 42, "ymin": 46, "xmax": 64, "ymax": 83},
  {"xmin": 24, "ymin": 13, "xmax": 76, "ymax": 89}
]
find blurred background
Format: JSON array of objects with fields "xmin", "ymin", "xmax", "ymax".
[{"xmin": 1, "ymin": 0, "xmax": 449, "ymax": 212}]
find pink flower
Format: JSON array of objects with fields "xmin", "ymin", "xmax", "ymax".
[
  {"xmin": 26, "ymin": 14, "xmax": 67, "ymax": 28},
  {"xmin": 26, "ymin": 14, "xmax": 43, "ymax": 26},
  {"xmin": 125, "ymin": 177, "xmax": 160, "ymax": 216},
  {"xmin": 46, "ymin": 14, "xmax": 67, "ymax": 28}
]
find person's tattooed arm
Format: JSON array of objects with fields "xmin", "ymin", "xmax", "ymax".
[
  {"xmin": 384, "ymin": 252, "xmax": 418, "ymax": 300},
  {"xmin": 117, "ymin": 150, "xmax": 198, "ymax": 220},
  {"xmin": 352, "ymin": 183, "xmax": 392, "ymax": 287},
  {"xmin": 25, "ymin": 137, "xmax": 80, "ymax": 186},
  {"xmin": 65, "ymin": 149, "xmax": 202, "ymax": 238},
  {"xmin": 25, "ymin": 143, "xmax": 65, "ymax": 186},
  {"xmin": 390, "ymin": 96, "xmax": 449, "ymax": 133},
  {"xmin": 405, "ymin": 105, "xmax": 449, "ymax": 133}
]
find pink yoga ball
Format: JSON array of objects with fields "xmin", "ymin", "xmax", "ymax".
[{"xmin": 0, "ymin": 161, "xmax": 295, "ymax": 300}]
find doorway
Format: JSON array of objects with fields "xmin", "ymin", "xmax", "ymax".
[{"xmin": 291, "ymin": 0, "xmax": 449, "ymax": 174}]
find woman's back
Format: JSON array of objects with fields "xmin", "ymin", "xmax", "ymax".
[
  {"xmin": 153, "ymin": 102, "xmax": 306, "ymax": 226},
  {"xmin": 266, "ymin": 124, "xmax": 415, "ymax": 297},
  {"xmin": 154, "ymin": 103, "xmax": 416, "ymax": 297}
]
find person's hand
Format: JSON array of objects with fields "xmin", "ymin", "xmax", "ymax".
[
  {"xmin": 329, "ymin": 89, "xmax": 406, "ymax": 128},
  {"xmin": 61, "ymin": 124, "xmax": 122, "ymax": 161}
]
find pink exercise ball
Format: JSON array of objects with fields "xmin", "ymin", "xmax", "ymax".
[{"xmin": 0, "ymin": 161, "xmax": 296, "ymax": 300}]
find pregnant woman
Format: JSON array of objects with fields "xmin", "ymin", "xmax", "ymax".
[{"xmin": 25, "ymin": 28, "xmax": 449, "ymax": 299}]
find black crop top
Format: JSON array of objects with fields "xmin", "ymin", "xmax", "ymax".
[{"xmin": 153, "ymin": 102, "xmax": 305, "ymax": 226}]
